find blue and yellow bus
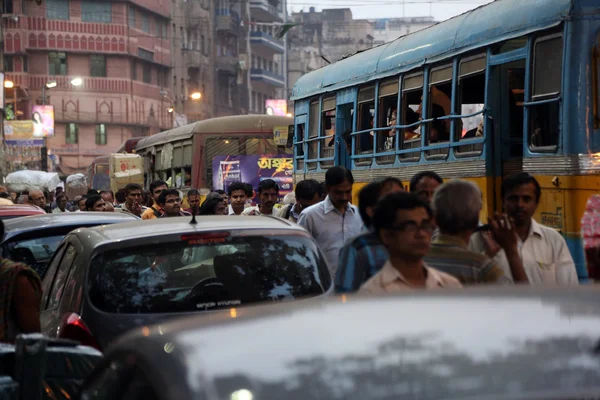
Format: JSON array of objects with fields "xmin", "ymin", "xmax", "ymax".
[{"xmin": 290, "ymin": 0, "xmax": 600, "ymax": 281}]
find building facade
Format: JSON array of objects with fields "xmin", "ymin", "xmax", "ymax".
[
  {"xmin": 371, "ymin": 17, "xmax": 435, "ymax": 45},
  {"xmin": 170, "ymin": 0, "xmax": 213, "ymax": 124},
  {"xmin": 2, "ymin": 0, "xmax": 172, "ymax": 174}
]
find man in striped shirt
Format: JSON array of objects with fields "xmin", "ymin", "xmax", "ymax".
[
  {"xmin": 335, "ymin": 177, "xmax": 403, "ymax": 293},
  {"xmin": 424, "ymin": 179, "xmax": 527, "ymax": 284}
]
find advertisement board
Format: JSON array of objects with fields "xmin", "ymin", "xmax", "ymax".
[
  {"xmin": 212, "ymin": 154, "xmax": 293, "ymax": 203},
  {"xmin": 273, "ymin": 126, "xmax": 288, "ymax": 146},
  {"xmin": 265, "ymin": 99, "xmax": 287, "ymax": 116},
  {"xmin": 3, "ymin": 121, "xmax": 43, "ymax": 146},
  {"xmin": 31, "ymin": 105, "xmax": 55, "ymax": 137}
]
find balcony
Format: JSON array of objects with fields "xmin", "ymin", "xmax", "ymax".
[
  {"xmin": 249, "ymin": 0, "xmax": 283, "ymax": 22},
  {"xmin": 216, "ymin": 13, "xmax": 241, "ymax": 35},
  {"xmin": 250, "ymin": 68, "xmax": 285, "ymax": 89},
  {"xmin": 250, "ymin": 31, "xmax": 284, "ymax": 55},
  {"xmin": 216, "ymin": 55, "xmax": 239, "ymax": 75},
  {"xmin": 183, "ymin": 48, "xmax": 210, "ymax": 68}
]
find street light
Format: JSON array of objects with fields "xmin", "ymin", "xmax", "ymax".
[
  {"xmin": 167, "ymin": 106, "xmax": 174, "ymax": 113},
  {"xmin": 190, "ymin": 92, "xmax": 201, "ymax": 100},
  {"xmin": 45, "ymin": 81, "xmax": 57, "ymax": 89},
  {"xmin": 4, "ymin": 80, "xmax": 14, "ymax": 88},
  {"xmin": 70, "ymin": 77, "xmax": 83, "ymax": 87}
]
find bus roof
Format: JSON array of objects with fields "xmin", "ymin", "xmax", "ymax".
[
  {"xmin": 290, "ymin": 0, "xmax": 573, "ymax": 101},
  {"xmin": 135, "ymin": 115, "xmax": 293, "ymax": 150}
]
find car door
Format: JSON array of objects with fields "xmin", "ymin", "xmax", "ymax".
[{"xmin": 40, "ymin": 242, "xmax": 78, "ymax": 338}]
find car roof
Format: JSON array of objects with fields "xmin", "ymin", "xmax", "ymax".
[
  {"xmin": 0, "ymin": 204, "xmax": 46, "ymax": 216},
  {"xmin": 109, "ymin": 287, "xmax": 600, "ymax": 399},
  {"xmin": 2, "ymin": 212, "xmax": 139, "ymax": 239},
  {"xmin": 72, "ymin": 215, "xmax": 304, "ymax": 244}
]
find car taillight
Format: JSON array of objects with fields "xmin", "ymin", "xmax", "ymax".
[
  {"xmin": 182, "ymin": 232, "xmax": 230, "ymax": 244},
  {"xmin": 59, "ymin": 313, "xmax": 101, "ymax": 351}
]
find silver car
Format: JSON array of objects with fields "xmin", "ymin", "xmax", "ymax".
[
  {"xmin": 79, "ymin": 287, "xmax": 600, "ymax": 400},
  {"xmin": 40, "ymin": 216, "xmax": 332, "ymax": 350}
]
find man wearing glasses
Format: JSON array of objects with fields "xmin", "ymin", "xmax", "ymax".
[
  {"xmin": 157, "ymin": 189, "xmax": 191, "ymax": 218},
  {"xmin": 142, "ymin": 180, "xmax": 168, "ymax": 220},
  {"xmin": 359, "ymin": 192, "xmax": 461, "ymax": 293}
]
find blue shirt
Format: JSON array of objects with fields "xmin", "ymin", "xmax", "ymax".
[
  {"xmin": 297, "ymin": 196, "xmax": 364, "ymax": 274},
  {"xmin": 335, "ymin": 230, "xmax": 389, "ymax": 293}
]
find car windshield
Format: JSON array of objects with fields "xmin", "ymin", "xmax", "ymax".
[
  {"xmin": 2, "ymin": 235, "xmax": 65, "ymax": 276},
  {"xmin": 88, "ymin": 234, "xmax": 331, "ymax": 313}
]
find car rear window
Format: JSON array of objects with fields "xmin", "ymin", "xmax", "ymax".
[
  {"xmin": 2, "ymin": 235, "xmax": 65, "ymax": 276},
  {"xmin": 88, "ymin": 235, "xmax": 331, "ymax": 313}
]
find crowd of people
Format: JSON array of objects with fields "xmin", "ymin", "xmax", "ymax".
[{"xmin": 1, "ymin": 165, "xmax": 599, "ymax": 344}]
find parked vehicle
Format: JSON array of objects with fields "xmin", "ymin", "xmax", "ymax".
[
  {"xmin": 0, "ymin": 204, "xmax": 46, "ymax": 220},
  {"xmin": 1, "ymin": 212, "xmax": 139, "ymax": 277},
  {"xmin": 0, "ymin": 335, "xmax": 102, "ymax": 400},
  {"xmin": 79, "ymin": 287, "xmax": 600, "ymax": 400},
  {"xmin": 40, "ymin": 216, "xmax": 332, "ymax": 350}
]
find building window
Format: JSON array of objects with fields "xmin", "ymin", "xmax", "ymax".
[
  {"xmin": 131, "ymin": 60, "xmax": 137, "ymax": 80},
  {"xmin": 141, "ymin": 13, "xmax": 149, "ymax": 33},
  {"xmin": 155, "ymin": 18, "xmax": 162, "ymax": 37},
  {"xmin": 47, "ymin": 0, "xmax": 69, "ymax": 20},
  {"xmin": 48, "ymin": 52, "xmax": 67, "ymax": 75},
  {"xmin": 81, "ymin": 1, "xmax": 111, "ymax": 23},
  {"xmin": 128, "ymin": 6, "xmax": 135, "ymax": 28},
  {"xmin": 95, "ymin": 124, "xmax": 107, "ymax": 145},
  {"xmin": 90, "ymin": 55, "xmax": 106, "ymax": 77},
  {"xmin": 138, "ymin": 48, "xmax": 154, "ymax": 62},
  {"xmin": 66, "ymin": 123, "xmax": 78, "ymax": 144},
  {"xmin": 143, "ymin": 64, "xmax": 151, "ymax": 84},
  {"xmin": 4, "ymin": 56, "xmax": 13, "ymax": 72}
]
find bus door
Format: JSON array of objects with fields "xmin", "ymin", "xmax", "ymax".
[
  {"xmin": 487, "ymin": 58, "xmax": 526, "ymax": 210},
  {"xmin": 335, "ymin": 90, "xmax": 355, "ymax": 169}
]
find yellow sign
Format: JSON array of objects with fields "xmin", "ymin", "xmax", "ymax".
[
  {"xmin": 4, "ymin": 121, "xmax": 34, "ymax": 140},
  {"xmin": 273, "ymin": 126, "xmax": 288, "ymax": 146},
  {"xmin": 257, "ymin": 157, "xmax": 293, "ymax": 172}
]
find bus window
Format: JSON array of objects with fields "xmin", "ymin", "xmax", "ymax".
[
  {"xmin": 295, "ymin": 121, "xmax": 306, "ymax": 172},
  {"xmin": 456, "ymin": 55, "xmax": 486, "ymax": 155},
  {"xmin": 492, "ymin": 36, "xmax": 527, "ymax": 54},
  {"xmin": 307, "ymin": 100, "xmax": 319, "ymax": 170},
  {"xmin": 320, "ymin": 97, "xmax": 336, "ymax": 168},
  {"xmin": 594, "ymin": 40, "xmax": 600, "ymax": 130},
  {"xmin": 427, "ymin": 65, "xmax": 452, "ymax": 149},
  {"xmin": 356, "ymin": 86, "xmax": 375, "ymax": 166},
  {"xmin": 529, "ymin": 34, "xmax": 563, "ymax": 150},
  {"xmin": 377, "ymin": 79, "xmax": 399, "ymax": 165},
  {"xmin": 400, "ymin": 74, "xmax": 423, "ymax": 160}
]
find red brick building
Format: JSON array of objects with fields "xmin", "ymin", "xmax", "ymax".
[{"xmin": 3, "ymin": 0, "xmax": 172, "ymax": 173}]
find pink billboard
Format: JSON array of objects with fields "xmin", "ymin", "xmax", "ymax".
[
  {"xmin": 31, "ymin": 105, "xmax": 55, "ymax": 137},
  {"xmin": 265, "ymin": 99, "xmax": 287, "ymax": 116}
]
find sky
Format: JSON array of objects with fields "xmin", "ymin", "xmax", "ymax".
[{"xmin": 287, "ymin": 0, "xmax": 495, "ymax": 23}]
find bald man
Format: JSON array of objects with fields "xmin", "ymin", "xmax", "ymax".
[{"xmin": 29, "ymin": 190, "xmax": 51, "ymax": 213}]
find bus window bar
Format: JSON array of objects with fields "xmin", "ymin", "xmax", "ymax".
[
  {"xmin": 304, "ymin": 156, "xmax": 336, "ymax": 162},
  {"xmin": 521, "ymin": 97, "xmax": 561, "ymax": 107},
  {"xmin": 348, "ymin": 137, "xmax": 486, "ymax": 158},
  {"xmin": 435, "ymin": 108, "xmax": 488, "ymax": 121},
  {"xmin": 304, "ymin": 134, "xmax": 335, "ymax": 143}
]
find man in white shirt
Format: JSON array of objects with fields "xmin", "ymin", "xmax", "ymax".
[
  {"xmin": 52, "ymin": 194, "xmax": 70, "ymax": 213},
  {"xmin": 242, "ymin": 179, "xmax": 280, "ymax": 216},
  {"xmin": 470, "ymin": 172, "xmax": 578, "ymax": 285}
]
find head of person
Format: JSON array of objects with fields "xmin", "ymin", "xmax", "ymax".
[
  {"xmin": 0, "ymin": 186, "xmax": 7, "ymax": 193},
  {"xmin": 258, "ymin": 179, "xmax": 279, "ymax": 209},
  {"xmin": 85, "ymin": 195, "xmax": 106, "ymax": 212},
  {"xmin": 358, "ymin": 177, "xmax": 404, "ymax": 227},
  {"xmin": 104, "ymin": 202, "xmax": 115, "ymax": 212},
  {"xmin": 501, "ymin": 172, "xmax": 541, "ymax": 227},
  {"xmin": 100, "ymin": 190, "xmax": 114, "ymax": 204},
  {"xmin": 244, "ymin": 183, "xmax": 255, "ymax": 201},
  {"xmin": 149, "ymin": 180, "xmax": 168, "ymax": 204},
  {"xmin": 32, "ymin": 111, "xmax": 42, "ymax": 124},
  {"xmin": 432, "ymin": 179, "xmax": 482, "ymax": 237},
  {"xmin": 409, "ymin": 171, "xmax": 443, "ymax": 204},
  {"xmin": 56, "ymin": 194, "xmax": 68, "ymax": 211},
  {"xmin": 228, "ymin": 182, "xmax": 250, "ymax": 212},
  {"xmin": 29, "ymin": 190, "xmax": 46, "ymax": 208},
  {"xmin": 17, "ymin": 194, "xmax": 29, "ymax": 204},
  {"xmin": 87, "ymin": 189, "xmax": 99, "ymax": 197},
  {"xmin": 214, "ymin": 189, "xmax": 228, "ymax": 207},
  {"xmin": 115, "ymin": 189, "xmax": 126, "ymax": 205},
  {"xmin": 78, "ymin": 196, "xmax": 87, "ymax": 211},
  {"xmin": 124, "ymin": 183, "xmax": 143, "ymax": 207},
  {"xmin": 55, "ymin": 186, "xmax": 64, "ymax": 195},
  {"xmin": 373, "ymin": 192, "xmax": 434, "ymax": 260},
  {"xmin": 0, "ymin": 192, "xmax": 10, "ymax": 199},
  {"xmin": 325, "ymin": 166, "xmax": 354, "ymax": 210},
  {"xmin": 295, "ymin": 179, "xmax": 322, "ymax": 211},
  {"xmin": 157, "ymin": 189, "xmax": 182, "ymax": 216},
  {"xmin": 430, "ymin": 103, "xmax": 449, "ymax": 142},
  {"xmin": 187, "ymin": 189, "xmax": 201, "ymax": 210},
  {"xmin": 199, "ymin": 197, "xmax": 226, "ymax": 216}
]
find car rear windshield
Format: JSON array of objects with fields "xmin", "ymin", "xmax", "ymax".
[
  {"xmin": 88, "ymin": 234, "xmax": 332, "ymax": 313},
  {"xmin": 1, "ymin": 235, "xmax": 65, "ymax": 276}
]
